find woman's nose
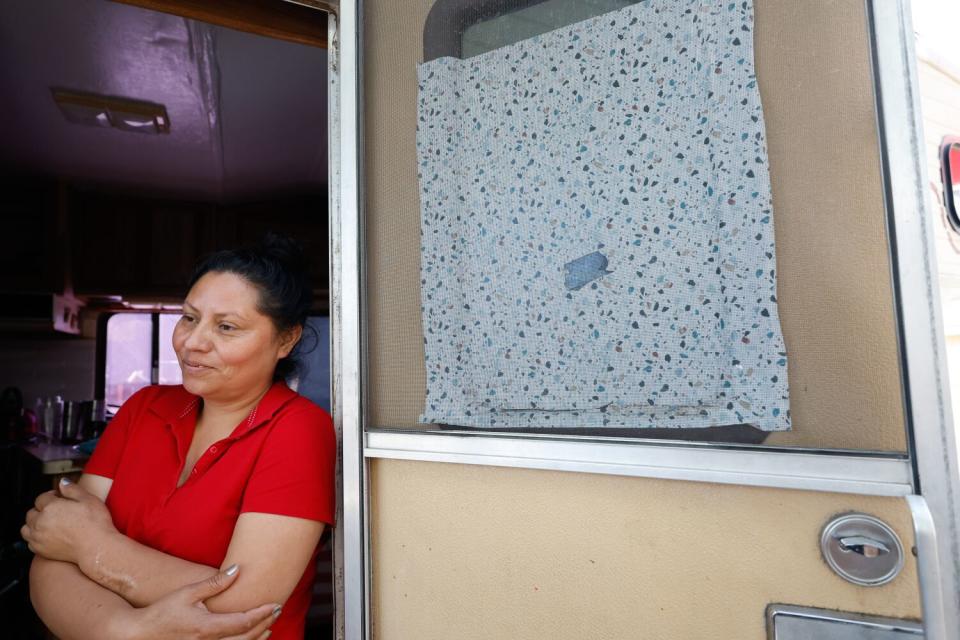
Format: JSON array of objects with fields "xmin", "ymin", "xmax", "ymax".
[{"xmin": 182, "ymin": 324, "xmax": 212, "ymax": 351}]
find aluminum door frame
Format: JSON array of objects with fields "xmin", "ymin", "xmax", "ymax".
[
  {"xmin": 867, "ymin": 0, "xmax": 960, "ymax": 634},
  {"xmin": 327, "ymin": 3, "xmax": 368, "ymax": 640}
]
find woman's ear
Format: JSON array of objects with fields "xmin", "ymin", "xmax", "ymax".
[{"xmin": 278, "ymin": 325, "xmax": 303, "ymax": 358}]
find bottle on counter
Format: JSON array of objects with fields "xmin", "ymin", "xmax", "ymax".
[
  {"xmin": 88, "ymin": 399, "xmax": 107, "ymax": 439},
  {"xmin": 34, "ymin": 397, "xmax": 45, "ymax": 439},
  {"xmin": 43, "ymin": 395, "xmax": 64, "ymax": 442},
  {"xmin": 62, "ymin": 400, "xmax": 83, "ymax": 444}
]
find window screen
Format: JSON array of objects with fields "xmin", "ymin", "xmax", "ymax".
[{"xmin": 361, "ymin": 0, "xmax": 910, "ymax": 452}]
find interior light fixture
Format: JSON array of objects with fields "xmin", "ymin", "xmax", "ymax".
[
  {"xmin": 123, "ymin": 302, "xmax": 183, "ymax": 311},
  {"xmin": 51, "ymin": 89, "xmax": 171, "ymax": 135}
]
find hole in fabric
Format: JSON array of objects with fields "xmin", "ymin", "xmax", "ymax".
[{"xmin": 563, "ymin": 251, "xmax": 613, "ymax": 291}]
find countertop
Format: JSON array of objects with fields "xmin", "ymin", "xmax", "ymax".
[{"xmin": 21, "ymin": 440, "xmax": 88, "ymax": 474}]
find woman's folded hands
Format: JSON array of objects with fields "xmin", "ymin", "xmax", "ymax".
[
  {"xmin": 110, "ymin": 564, "xmax": 281, "ymax": 640},
  {"xmin": 21, "ymin": 478, "xmax": 115, "ymax": 565},
  {"xmin": 23, "ymin": 479, "xmax": 282, "ymax": 640}
]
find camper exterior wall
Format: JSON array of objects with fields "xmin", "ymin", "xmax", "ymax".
[
  {"xmin": 917, "ymin": 14, "xmax": 960, "ymax": 459},
  {"xmin": 915, "ymin": 4, "xmax": 960, "ymax": 637}
]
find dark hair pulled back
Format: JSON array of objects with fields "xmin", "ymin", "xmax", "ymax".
[{"xmin": 188, "ymin": 233, "xmax": 313, "ymax": 380}]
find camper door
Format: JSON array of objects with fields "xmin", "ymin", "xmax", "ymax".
[{"xmin": 331, "ymin": 0, "xmax": 960, "ymax": 638}]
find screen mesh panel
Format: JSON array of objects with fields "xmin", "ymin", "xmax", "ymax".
[{"xmin": 362, "ymin": 0, "xmax": 907, "ymax": 451}]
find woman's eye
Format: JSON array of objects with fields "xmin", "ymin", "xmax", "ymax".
[
  {"xmin": 219, "ymin": 324, "xmax": 236, "ymax": 332},
  {"xmin": 180, "ymin": 314, "xmax": 195, "ymax": 324}
]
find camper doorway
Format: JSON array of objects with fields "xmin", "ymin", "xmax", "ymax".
[{"xmin": 0, "ymin": 0, "xmax": 336, "ymax": 637}]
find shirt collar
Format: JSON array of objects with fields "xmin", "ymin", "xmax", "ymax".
[
  {"xmin": 148, "ymin": 381, "xmax": 298, "ymax": 439},
  {"xmin": 147, "ymin": 385, "xmax": 198, "ymax": 422},
  {"xmin": 230, "ymin": 381, "xmax": 298, "ymax": 439}
]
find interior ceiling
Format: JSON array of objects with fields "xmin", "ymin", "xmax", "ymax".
[{"xmin": 0, "ymin": 0, "xmax": 327, "ymax": 203}]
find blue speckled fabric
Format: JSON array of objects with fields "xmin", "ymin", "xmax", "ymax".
[{"xmin": 417, "ymin": 0, "xmax": 790, "ymax": 430}]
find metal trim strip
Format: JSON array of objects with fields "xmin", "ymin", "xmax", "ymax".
[
  {"xmin": 365, "ymin": 429, "xmax": 914, "ymax": 496},
  {"xmin": 766, "ymin": 604, "xmax": 923, "ymax": 638},
  {"xmin": 283, "ymin": 0, "xmax": 337, "ymax": 12},
  {"xmin": 907, "ymin": 495, "xmax": 948, "ymax": 640}
]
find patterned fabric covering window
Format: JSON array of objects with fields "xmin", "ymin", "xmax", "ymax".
[{"xmin": 417, "ymin": 0, "xmax": 790, "ymax": 430}]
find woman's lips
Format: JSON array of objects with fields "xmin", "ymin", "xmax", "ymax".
[{"xmin": 182, "ymin": 360, "xmax": 215, "ymax": 374}]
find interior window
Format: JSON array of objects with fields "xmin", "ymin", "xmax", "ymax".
[
  {"xmin": 158, "ymin": 313, "xmax": 183, "ymax": 385},
  {"xmin": 100, "ymin": 312, "xmax": 329, "ymax": 413},
  {"xmin": 101, "ymin": 312, "xmax": 181, "ymax": 411},
  {"xmin": 103, "ymin": 313, "xmax": 153, "ymax": 409}
]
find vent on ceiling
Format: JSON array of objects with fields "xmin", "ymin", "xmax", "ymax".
[{"xmin": 52, "ymin": 89, "xmax": 170, "ymax": 135}]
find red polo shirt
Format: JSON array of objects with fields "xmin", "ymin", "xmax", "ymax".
[{"xmin": 84, "ymin": 382, "xmax": 336, "ymax": 639}]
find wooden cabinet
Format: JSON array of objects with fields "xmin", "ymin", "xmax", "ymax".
[
  {"xmin": 231, "ymin": 199, "xmax": 329, "ymax": 291},
  {"xmin": 70, "ymin": 197, "xmax": 155, "ymax": 295},
  {"xmin": 148, "ymin": 207, "xmax": 210, "ymax": 291},
  {"xmin": 68, "ymin": 190, "xmax": 327, "ymax": 300},
  {"xmin": 0, "ymin": 179, "xmax": 65, "ymax": 294},
  {"xmin": 70, "ymin": 193, "xmax": 215, "ymax": 297},
  {"xmin": 0, "ymin": 179, "xmax": 327, "ymax": 302}
]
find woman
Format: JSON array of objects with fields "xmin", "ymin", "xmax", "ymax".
[{"xmin": 22, "ymin": 236, "xmax": 336, "ymax": 639}]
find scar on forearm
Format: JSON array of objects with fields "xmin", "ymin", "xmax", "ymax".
[{"xmin": 92, "ymin": 548, "xmax": 137, "ymax": 597}]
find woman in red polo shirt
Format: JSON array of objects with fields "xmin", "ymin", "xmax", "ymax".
[{"xmin": 22, "ymin": 236, "xmax": 336, "ymax": 639}]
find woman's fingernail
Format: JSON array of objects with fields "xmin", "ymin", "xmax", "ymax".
[
  {"xmin": 263, "ymin": 632, "xmax": 272, "ymax": 639},
  {"xmin": 272, "ymin": 605, "xmax": 282, "ymax": 619},
  {"xmin": 225, "ymin": 564, "xmax": 239, "ymax": 576}
]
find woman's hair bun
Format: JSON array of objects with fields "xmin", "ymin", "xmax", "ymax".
[{"xmin": 258, "ymin": 232, "xmax": 308, "ymax": 273}]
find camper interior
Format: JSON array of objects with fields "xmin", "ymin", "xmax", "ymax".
[{"xmin": 0, "ymin": 0, "xmax": 332, "ymax": 637}]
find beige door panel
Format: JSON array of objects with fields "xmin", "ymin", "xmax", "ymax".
[{"xmin": 370, "ymin": 459, "xmax": 920, "ymax": 640}]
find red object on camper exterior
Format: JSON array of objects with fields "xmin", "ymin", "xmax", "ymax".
[
  {"xmin": 950, "ymin": 144, "xmax": 960, "ymax": 186},
  {"xmin": 84, "ymin": 382, "xmax": 336, "ymax": 639},
  {"xmin": 941, "ymin": 136, "xmax": 960, "ymax": 232}
]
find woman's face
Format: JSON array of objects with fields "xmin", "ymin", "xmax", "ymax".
[{"xmin": 173, "ymin": 271, "xmax": 298, "ymax": 402}]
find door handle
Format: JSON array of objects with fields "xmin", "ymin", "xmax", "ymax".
[
  {"xmin": 820, "ymin": 514, "xmax": 903, "ymax": 586},
  {"xmin": 837, "ymin": 535, "xmax": 890, "ymax": 558}
]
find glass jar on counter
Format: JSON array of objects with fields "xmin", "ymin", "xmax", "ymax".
[{"xmin": 41, "ymin": 395, "xmax": 64, "ymax": 442}]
